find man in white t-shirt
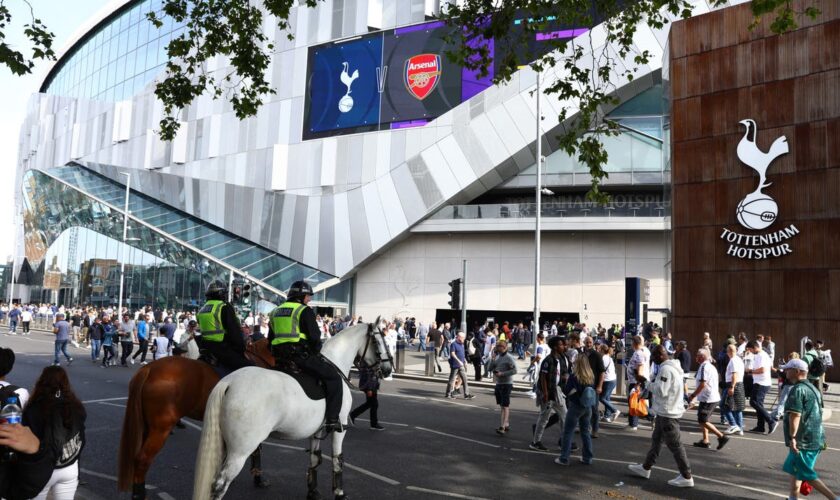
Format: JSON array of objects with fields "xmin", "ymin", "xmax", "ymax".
[
  {"xmin": 745, "ymin": 340, "xmax": 779, "ymax": 434},
  {"xmin": 688, "ymin": 348, "xmax": 729, "ymax": 450}
]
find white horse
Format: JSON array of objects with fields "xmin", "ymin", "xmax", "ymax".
[{"xmin": 192, "ymin": 319, "xmax": 392, "ymax": 500}]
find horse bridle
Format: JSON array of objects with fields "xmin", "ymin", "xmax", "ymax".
[{"xmin": 359, "ymin": 322, "xmax": 393, "ymax": 375}]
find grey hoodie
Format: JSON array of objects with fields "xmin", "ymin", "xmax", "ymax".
[
  {"xmin": 649, "ymin": 359, "xmax": 686, "ymax": 419},
  {"xmin": 488, "ymin": 352, "xmax": 518, "ymax": 385}
]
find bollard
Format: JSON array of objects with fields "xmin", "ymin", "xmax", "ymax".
[
  {"xmin": 616, "ymin": 363, "xmax": 627, "ymax": 397},
  {"xmin": 396, "ymin": 340, "xmax": 406, "ymax": 374},
  {"xmin": 425, "ymin": 346, "xmax": 435, "ymax": 376}
]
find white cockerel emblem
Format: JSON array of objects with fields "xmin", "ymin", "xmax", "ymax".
[
  {"xmin": 735, "ymin": 119, "xmax": 789, "ymax": 230},
  {"xmin": 338, "ymin": 62, "xmax": 359, "ymax": 113}
]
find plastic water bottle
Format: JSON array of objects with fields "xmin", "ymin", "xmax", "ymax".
[{"xmin": 0, "ymin": 396, "xmax": 22, "ymax": 463}]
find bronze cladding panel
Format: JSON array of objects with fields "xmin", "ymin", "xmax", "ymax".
[{"xmin": 670, "ymin": 1, "xmax": 840, "ymax": 379}]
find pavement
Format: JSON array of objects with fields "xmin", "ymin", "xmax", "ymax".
[{"xmin": 2, "ymin": 327, "xmax": 839, "ymax": 499}]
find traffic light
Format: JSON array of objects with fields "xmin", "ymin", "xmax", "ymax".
[
  {"xmin": 447, "ymin": 278, "xmax": 461, "ymax": 310},
  {"xmin": 242, "ymin": 283, "xmax": 252, "ymax": 305}
]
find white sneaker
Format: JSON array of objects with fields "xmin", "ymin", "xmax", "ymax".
[
  {"xmin": 667, "ymin": 474, "xmax": 694, "ymax": 488},
  {"xmin": 130, "ymin": 358, "xmax": 135, "ymax": 365},
  {"xmin": 736, "ymin": 427, "xmax": 744, "ymax": 436},
  {"xmin": 724, "ymin": 426, "xmax": 739, "ymax": 435},
  {"xmin": 628, "ymin": 464, "xmax": 650, "ymax": 479},
  {"xmin": 71, "ymin": 341, "xmax": 80, "ymax": 348},
  {"xmin": 611, "ymin": 410, "xmax": 621, "ymax": 422}
]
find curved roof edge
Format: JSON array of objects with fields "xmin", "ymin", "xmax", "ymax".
[{"xmin": 37, "ymin": 0, "xmax": 136, "ymax": 92}]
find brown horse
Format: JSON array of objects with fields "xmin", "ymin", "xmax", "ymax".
[{"xmin": 118, "ymin": 339, "xmax": 274, "ymax": 499}]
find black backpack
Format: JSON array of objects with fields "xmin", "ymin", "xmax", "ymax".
[{"xmin": 808, "ymin": 354, "xmax": 826, "ymax": 377}]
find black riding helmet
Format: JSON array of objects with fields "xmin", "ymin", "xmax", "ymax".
[
  {"xmin": 287, "ymin": 280, "xmax": 313, "ymax": 300},
  {"xmin": 205, "ymin": 280, "xmax": 228, "ymax": 300}
]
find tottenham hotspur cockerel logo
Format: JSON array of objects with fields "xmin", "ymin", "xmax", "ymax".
[{"xmin": 735, "ymin": 119, "xmax": 789, "ymax": 230}]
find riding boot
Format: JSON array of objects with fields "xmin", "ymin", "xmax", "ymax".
[{"xmin": 324, "ymin": 417, "xmax": 344, "ymax": 433}]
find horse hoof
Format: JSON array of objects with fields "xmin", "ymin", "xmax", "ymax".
[
  {"xmin": 253, "ymin": 476, "xmax": 271, "ymax": 488},
  {"xmin": 334, "ymin": 495, "xmax": 347, "ymax": 500}
]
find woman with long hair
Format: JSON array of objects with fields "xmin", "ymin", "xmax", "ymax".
[
  {"xmin": 24, "ymin": 365, "xmax": 87, "ymax": 500},
  {"xmin": 556, "ymin": 353, "xmax": 596, "ymax": 466}
]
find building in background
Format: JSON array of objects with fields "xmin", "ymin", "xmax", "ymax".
[{"xmin": 13, "ymin": 0, "xmax": 742, "ymax": 323}]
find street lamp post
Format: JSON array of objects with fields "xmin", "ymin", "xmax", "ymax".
[
  {"xmin": 533, "ymin": 69, "xmax": 543, "ymax": 348},
  {"xmin": 117, "ymin": 172, "xmax": 131, "ymax": 319}
]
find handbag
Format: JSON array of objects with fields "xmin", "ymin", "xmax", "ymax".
[{"xmin": 629, "ymin": 388, "xmax": 649, "ymax": 417}]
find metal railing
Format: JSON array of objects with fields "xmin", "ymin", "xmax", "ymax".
[{"xmin": 430, "ymin": 201, "xmax": 670, "ymax": 220}]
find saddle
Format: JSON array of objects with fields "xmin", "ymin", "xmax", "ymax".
[{"xmin": 274, "ymin": 363, "xmax": 326, "ymax": 401}]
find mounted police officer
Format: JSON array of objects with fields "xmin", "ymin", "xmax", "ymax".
[
  {"xmin": 269, "ymin": 280, "xmax": 344, "ymax": 433},
  {"xmin": 195, "ymin": 281, "xmax": 253, "ymax": 371}
]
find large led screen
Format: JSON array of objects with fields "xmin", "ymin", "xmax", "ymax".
[
  {"xmin": 379, "ymin": 22, "xmax": 462, "ymax": 124},
  {"xmin": 302, "ymin": 18, "xmax": 587, "ymax": 140},
  {"xmin": 305, "ymin": 35, "xmax": 383, "ymax": 137}
]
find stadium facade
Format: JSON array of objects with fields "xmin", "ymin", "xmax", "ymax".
[{"xmin": 11, "ymin": 0, "xmax": 744, "ymax": 324}]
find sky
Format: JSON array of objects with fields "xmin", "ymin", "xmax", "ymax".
[{"xmin": 0, "ymin": 0, "xmax": 106, "ymax": 262}]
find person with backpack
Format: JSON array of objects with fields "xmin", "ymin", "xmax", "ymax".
[
  {"xmin": 555, "ymin": 352, "xmax": 596, "ymax": 466},
  {"xmin": 802, "ymin": 341, "xmax": 826, "ymax": 406},
  {"xmin": 23, "ymin": 366, "xmax": 86, "ymax": 500}
]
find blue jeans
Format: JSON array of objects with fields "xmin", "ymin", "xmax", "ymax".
[
  {"xmin": 54, "ymin": 340, "xmax": 71, "ymax": 364},
  {"xmin": 724, "ymin": 409, "xmax": 744, "ymax": 429},
  {"xmin": 515, "ymin": 342, "xmax": 525, "ymax": 359},
  {"xmin": 750, "ymin": 384, "xmax": 775, "ymax": 431},
  {"xmin": 90, "ymin": 339, "xmax": 102, "ymax": 360},
  {"xmin": 774, "ymin": 384, "xmax": 793, "ymax": 420},
  {"xmin": 8, "ymin": 319, "xmax": 17, "ymax": 333},
  {"xmin": 600, "ymin": 380, "xmax": 618, "ymax": 418},
  {"xmin": 418, "ymin": 336, "xmax": 426, "ymax": 352},
  {"xmin": 560, "ymin": 400, "xmax": 593, "ymax": 463}
]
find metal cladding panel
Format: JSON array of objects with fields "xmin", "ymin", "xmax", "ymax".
[
  {"xmin": 347, "ymin": 188, "xmax": 373, "ymax": 266},
  {"xmin": 290, "ymin": 195, "xmax": 309, "ymax": 262},
  {"xmin": 318, "ymin": 195, "xmax": 336, "ymax": 275}
]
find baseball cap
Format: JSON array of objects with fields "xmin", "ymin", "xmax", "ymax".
[{"xmin": 781, "ymin": 359, "xmax": 808, "ymax": 371}]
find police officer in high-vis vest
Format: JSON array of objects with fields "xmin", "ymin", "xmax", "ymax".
[
  {"xmin": 195, "ymin": 281, "xmax": 253, "ymax": 371},
  {"xmin": 269, "ymin": 280, "xmax": 343, "ymax": 432}
]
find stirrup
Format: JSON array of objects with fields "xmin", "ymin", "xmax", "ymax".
[{"xmin": 324, "ymin": 420, "xmax": 344, "ymax": 433}]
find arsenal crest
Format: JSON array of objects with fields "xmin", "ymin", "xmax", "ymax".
[{"xmin": 404, "ymin": 54, "xmax": 441, "ymax": 100}]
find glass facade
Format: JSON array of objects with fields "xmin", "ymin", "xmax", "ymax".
[
  {"xmin": 42, "ymin": 0, "xmax": 186, "ymax": 102},
  {"xmin": 20, "ymin": 165, "xmax": 349, "ymax": 310},
  {"xmin": 510, "ymin": 84, "xmax": 666, "ymax": 182}
]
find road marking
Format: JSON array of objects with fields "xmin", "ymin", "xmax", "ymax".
[
  {"xmin": 179, "ymin": 419, "xmax": 203, "ymax": 432},
  {"xmin": 96, "ymin": 401, "xmax": 126, "ymax": 409},
  {"xmin": 414, "ymin": 426, "xmax": 500, "ymax": 448},
  {"xmin": 157, "ymin": 493, "xmax": 176, "ymax": 500},
  {"xmin": 83, "ymin": 396, "xmax": 128, "ymax": 404},
  {"xmin": 382, "ymin": 392, "xmax": 488, "ymax": 410},
  {"xmin": 79, "ymin": 467, "xmax": 158, "ymax": 490},
  {"xmin": 343, "ymin": 463, "xmax": 401, "ymax": 485},
  {"xmin": 687, "ymin": 432, "xmax": 839, "ymax": 452},
  {"xmin": 405, "ymin": 486, "xmax": 490, "ymax": 500},
  {"xmin": 258, "ymin": 441, "xmax": 306, "ymax": 452},
  {"xmin": 507, "ymin": 450, "xmax": 787, "ymax": 498},
  {"xmin": 354, "ymin": 418, "xmax": 409, "ymax": 427}
]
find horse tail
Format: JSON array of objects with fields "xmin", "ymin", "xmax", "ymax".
[
  {"xmin": 118, "ymin": 365, "xmax": 151, "ymax": 491},
  {"xmin": 192, "ymin": 378, "xmax": 230, "ymax": 500}
]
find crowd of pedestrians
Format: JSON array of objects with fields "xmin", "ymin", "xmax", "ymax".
[{"xmin": 2, "ymin": 301, "xmax": 837, "ymax": 498}]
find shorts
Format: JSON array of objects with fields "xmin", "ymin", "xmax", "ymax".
[
  {"xmin": 697, "ymin": 402, "xmax": 716, "ymax": 424},
  {"xmin": 495, "ymin": 384, "xmax": 512, "ymax": 407},
  {"xmin": 783, "ymin": 449, "xmax": 821, "ymax": 481}
]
